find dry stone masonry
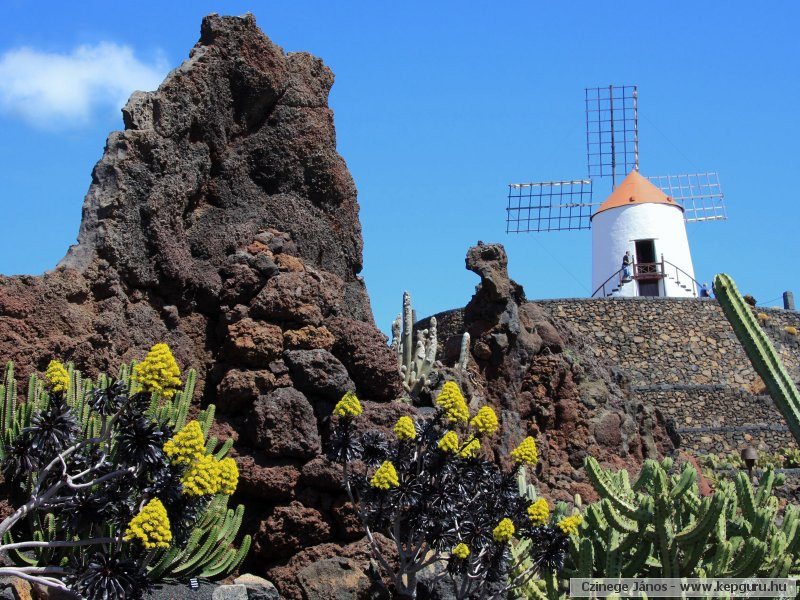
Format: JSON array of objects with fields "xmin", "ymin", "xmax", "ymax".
[{"xmin": 537, "ymin": 297, "xmax": 800, "ymax": 454}]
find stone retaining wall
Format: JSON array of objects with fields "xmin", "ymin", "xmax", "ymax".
[
  {"xmin": 424, "ymin": 298, "xmax": 800, "ymax": 455},
  {"xmin": 537, "ymin": 298, "xmax": 800, "ymax": 454}
]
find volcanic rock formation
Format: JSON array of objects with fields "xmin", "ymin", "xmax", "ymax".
[
  {"xmin": 419, "ymin": 242, "xmax": 674, "ymax": 503},
  {"xmin": 0, "ymin": 14, "xmax": 672, "ymax": 599},
  {"xmin": 0, "ymin": 13, "xmax": 402, "ymax": 597}
]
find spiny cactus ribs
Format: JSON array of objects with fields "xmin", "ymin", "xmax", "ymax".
[
  {"xmin": 582, "ymin": 456, "xmax": 799, "ymax": 578},
  {"xmin": 714, "ymin": 273, "xmax": 800, "ymax": 444}
]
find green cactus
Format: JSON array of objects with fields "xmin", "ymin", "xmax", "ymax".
[
  {"xmin": 514, "ymin": 457, "xmax": 800, "ymax": 600},
  {"xmin": 148, "ymin": 495, "xmax": 252, "ymax": 580},
  {"xmin": 510, "ymin": 468, "xmax": 577, "ymax": 600},
  {"xmin": 713, "ymin": 273, "xmax": 800, "ymax": 444},
  {"xmin": 579, "ymin": 456, "xmax": 799, "ymax": 578}
]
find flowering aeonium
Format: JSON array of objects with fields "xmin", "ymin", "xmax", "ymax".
[
  {"xmin": 132, "ymin": 343, "xmax": 181, "ymax": 400},
  {"xmin": 394, "ymin": 416, "xmax": 416, "ymax": 441},
  {"xmin": 469, "ymin": 406, "xmax": 499, "ymax": 436},
  {"xmin": 123, "ymin": 498, "xmax": 172, "ymax": 549},
  {"xmin": 333, "ymin": 391, "xmax": 362, "ymax": 418},
  {"xmin": 163, "ymin": 420, "xmax": 206, "ymax": 466}
]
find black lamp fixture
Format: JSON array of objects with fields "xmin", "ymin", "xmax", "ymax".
[{"xmin": 741, "ymin": 446, "xmax": 757, "ymax": 479}]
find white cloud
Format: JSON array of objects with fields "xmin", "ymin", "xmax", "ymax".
[{"xmin": 0, "ymin": 42, "xmax": 168, "ymax": 128}]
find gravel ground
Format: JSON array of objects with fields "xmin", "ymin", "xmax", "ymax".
[{"xmin": 144, "ymin": 580, "xmax": 219, "ymax": 600}]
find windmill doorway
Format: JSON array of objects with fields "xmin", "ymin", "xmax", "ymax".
[
  {"xmin": 634, "ymin": 239, "xmax": 661, "ymax": 297},
  {"xmin": 635, "ymin": 239, "xmax": 656, "ymax": 264}
]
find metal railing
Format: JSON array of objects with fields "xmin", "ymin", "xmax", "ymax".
[
  {"xmin": 591, "ymin": 255, "xmax": 701, "ymax": 298},
  {"xmin": 591, "ymin": 266, "xmax": 627, "ymax": 298},
  {"xmin": 661, "ymin": 256, "xmax": 700, "ymax": 297}
]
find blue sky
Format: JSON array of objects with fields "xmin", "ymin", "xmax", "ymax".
[{"xmin": 1, "ymin": 1, "xmax": 798, "ymax": 336}]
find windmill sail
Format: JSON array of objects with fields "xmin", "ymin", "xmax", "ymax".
[
  {"xmin": 506, "ymin": 179, "xmax": 595, "ymax": 232},
  {"xmin": 585, "ymin": 85, "xmax": 638, "ymax": 188},
  {"xmin": 647, "ymin": 172, "xmax": 727, "ymax": 223}
]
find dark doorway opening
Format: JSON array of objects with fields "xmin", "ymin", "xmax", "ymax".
[
  {"xmin": 638, "ymin": 280, "xmax": 660, "ymax": 296},
  {"xmin": 635, "ymin": 239, "xmax": 656, "ymax": 264}
]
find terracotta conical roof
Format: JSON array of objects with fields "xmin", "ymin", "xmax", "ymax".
[{"xmin": 591, "ymin": 170, "xmax": 683, "ymax": 219}]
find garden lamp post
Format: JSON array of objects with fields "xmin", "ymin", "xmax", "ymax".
[{"xmin": 741, "ymin": 447, "xmax": 757, "ymax": 480}]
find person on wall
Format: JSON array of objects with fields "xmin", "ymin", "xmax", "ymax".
[
  {"xmin": 621, "ymin": 250, "xmax": 633, "ymax": 283},
  {"xmin": 700, "ymin": 283, "xmax": 711, "ymax": 298}
]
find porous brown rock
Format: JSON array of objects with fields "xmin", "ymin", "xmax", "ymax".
[
  {"xmin": 223, "ymin": 319, "xmax": 283, "ymax": 367},
  {"xmin": 0, "ymin": 13, "xmax": 675, "ymax": 600},
  {"xmin": 422, "ymin": 242, "xmax": 674, "ymax": 504},
  {"xmin": 247, "ymin": 387, "xmax": 321, "ymax": 458},
  {"xmin": 283, "ymin": 349, "xmax": 355, "ymax": 400},
  {"xmin": 283, "ymin": 325, "xmax": 336, "ymax": 351},
  {"xmin": 255, "ymin": 501, "xmax": 332, "ymax": 559},
  {"xmin": 297, "ymin": 557, "xmax": 388, "ymax": 600},
  {"xmin": 0, "ymin": 13, "xmax": 404, "ymax": 599}
]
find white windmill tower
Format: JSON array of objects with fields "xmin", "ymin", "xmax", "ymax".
[{"xmin": 506, "ymin": 85, "xmax": 726, "ymax": 298}]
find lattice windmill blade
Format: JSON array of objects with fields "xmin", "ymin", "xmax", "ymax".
[
  {"xmin": 585, "ymin": 85, "xmax": 639, "ymax": 187},
  {"xmin": 647, "ymin": 172, "xmax": 727, "ymax": 223},
  {"xmin": 506, "ymin": 179, "xmax": 595, "ymax": 232},
  {"xmin": 505, "ymin": 85, "xmax": 729, "ymax": 235}
]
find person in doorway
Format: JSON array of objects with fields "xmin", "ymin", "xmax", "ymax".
[
  {"xmin": 700, "ymin": 283, "xmax": 711, "ymax": 298},
  {"xmin": 621, "ymin": 251, "xmax": 633, "ymax": 283}
]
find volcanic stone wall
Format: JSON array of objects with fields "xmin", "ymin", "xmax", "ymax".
[
  {"xmin": 535, "ymin": 298, "xmax": 800, "ymax": 454},
  {"xmin": 429, "ymin": 297, "xmax": 800, "ymax": 454}
]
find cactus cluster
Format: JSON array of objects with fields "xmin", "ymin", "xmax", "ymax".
[
  {"xmin": 390, "ymin": 291, "xmax": 471, "ymax": 398},
  {"xmin": 148, "ymin": 495, "xmax": 250, "ymax": 579},
  {"xmin": 713, "ymin": 273, "xmax": 800, "ymax": 445},
  {"xmin": 391, "ymin": 291, "xmax": 438, "ymax": 396},
  {"xmin": 515, "ymin": 457, "xmax": 800, "ymax": 599},
  {"xmin": 580, "ymin": 456, "xmax": 799, "ymax": 579}
]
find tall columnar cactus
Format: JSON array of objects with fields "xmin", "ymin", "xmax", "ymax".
[
  {"xmin": 713, "ymin": 273, "xmax": 800, "ymax": 444},
  {"xmin": 456, "ymin": 332, "xmax": 471, "ymax": 372},
  {"xmin": 391, "ymin": 291, "xmax": 437, "ymax": 396}
]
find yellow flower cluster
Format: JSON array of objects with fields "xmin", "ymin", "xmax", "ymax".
[
  {"xmin": 124, "ymin": 499, "xmax": 172, "ymax": 549},
  {"xmin": 527, "ymin": 498, "xmax": 550, "ymax": 525},
  {"xmin": 44, "ymin": 360, "xmax": 70, "ymax": 393},
  {"xmin": 435, "ymin": 382, "xmax": 469, "ymax": 423},
  {"xmin": 785, "ymin": 326, "xmax": 798, "ymax": 336},
  {"xmin": 394, "ymin": 416, "xmax": 416, "ymax": 441},
  {"xmin": 557, "ymin": 514, "xmax": 583, "ymax": 536},
  {"xmin": 757, "ymin": 312, "xmax": 769, "ymax": 323},
  {"xmin": 510, "ymin": 437, "xmax": 539, "ymax": 466},
  {"xmin": 492, "ymin": 518, "xmax": 515, "ymax": 543},
  {"xmin": 438, "ymin": 431, "xmax": 460, "ymax": 453},
  {"xmin": 459, "ymin": 438, "xmax": 481, "ymax": 459},
  {"xmin": 182, "ymin": 454, "xmax": 222, "ymax": 496},
  {"xmin": 164, "ymin": 421, "xmax": 238, "ymax": 497},
  {"xmin": 333, "ymin": 391, "xmax": 362, "ymax": 418},
  {"xmin": 370, "ymin": 461, "xmax": 399, "ymax": 490},
  {"xmin": 469, "ymin": 406, "xmax": 499, "ymax": 436},
  {"xmin": 133, "ymin": 343, "xmax": 181, "ymax": 400},
  {"xmin": 451, "ymin": 543, "xmax": 470, "ymax": 559},
  {"xmin": 218, "ymin": 457, "xmax": 239, "ymax": 496},
  {"xmin": 164, "ymin": 421, "xmax": 206, "ymax": 466}
]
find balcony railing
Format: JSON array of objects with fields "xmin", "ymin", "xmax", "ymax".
[{"xmin": 591, "ymin": 255, "xmax": 700, "ymax": 298}]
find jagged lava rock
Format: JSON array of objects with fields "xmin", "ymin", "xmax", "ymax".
[
  {"xmin": 420, "ymin": 242, "xmax": 674, "ymax": 504},
  {"xmin": 62, "ymin": 13, "xmax": 369, "ymax": 319},
  {"xmin": 0, "ymin": 13, "xmax": 404, "ymax": 600}
]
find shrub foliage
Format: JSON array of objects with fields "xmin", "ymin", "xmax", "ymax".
[
  {"xmin": 328, "ymin": 382, "xmax": 578, "ymax": 599},
  {"xmin": 0, "ymin": 345, "xmax": 249, "ymax": 599}
]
